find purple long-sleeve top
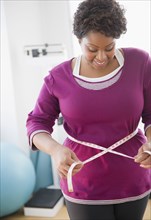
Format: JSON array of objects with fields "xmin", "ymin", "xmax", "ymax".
[{"xmin": 26, "ymin": 48, "xmax": 151, "ymax": 204}]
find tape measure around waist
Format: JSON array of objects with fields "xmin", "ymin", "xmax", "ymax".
[{"xmin": 67, "ymin": 129, "xmax": 138, "ymax": 192}]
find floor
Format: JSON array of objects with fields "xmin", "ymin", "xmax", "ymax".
[{"xmin": 1, "ymin": 200, "xmax": 151, "ymax": 220}]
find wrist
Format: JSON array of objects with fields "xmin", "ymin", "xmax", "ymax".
[{"xmin": 50, "ymin": 143, "xmax": 62, "ymax": 156}]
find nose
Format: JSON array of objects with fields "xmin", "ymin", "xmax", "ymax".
[{"xmin": 96, "ymin": 50, "xmax": 106, "ymax": 61}]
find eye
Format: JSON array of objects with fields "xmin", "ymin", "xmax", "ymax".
[
  {"xmin": 105, "ymin": 46, "xmax": 114, "ymax": 52},
  {"xmin": 88, "ymin": 47, "xmax": 97, "ymax": 52}
]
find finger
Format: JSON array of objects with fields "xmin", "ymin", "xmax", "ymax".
[
  {"xmin": 73, "ymin": 162, "xmax": 83, "ymax": 169},
  {"xmin": 58, "ymin": 158, "xmax": 74, "ymax": 170},
  {"xmin": 72, "ymin": 165, "xmax": 83, "ymax": 172},
  {"xmin": 59, "ymin": 168, "xmax": 69, "ymax": 178},
  {"xmin": 72, "ymin": 168, "xmax": 82, "ymax": 175},
  {"xmin": 134, "ymin": 153, "xmax": 149, "ymax": 163},
  {"xmin": 63, "ymin": 162, "xmax": 82, "ymax": 173},
  {"xmin": 61, "ymin": 167, "xmax": 81, "ymax": 177},
  {"xmin": 58, "ymin": 169, "xmax": 66, "ymax": 179},
  {"xmin": 68, "ymin": 158, "xmax": 77, "ymax": 165},
  {"xmin": 58, "ymin": 164, "xmax": 69, "ymax": 176},
  {"xmin": 71, "ymin": 152, "xmax": 82, "ymax": 163},
  {"xmin": 140, "ymin": 156, "xmax": 151, "ymax": 166},
  {"xmin": 140, "ymin": 164, "xmax": 151, "ymax": 169},
  {"xmin": 63, "ymin": 165, "xmax": 71, "ymax": 172},
  {"xmin": 59, "ymin": 173, "xmax": 67, "ymax": 179}
]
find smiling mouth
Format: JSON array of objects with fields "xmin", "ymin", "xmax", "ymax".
[{"xmin": 94, "ymin": 60, "xmax": 106, "ymax": 66}]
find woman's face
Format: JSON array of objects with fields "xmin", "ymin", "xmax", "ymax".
[{"xmin": 79, "ymin": 32, "xmax": 116, "ymax": 71}]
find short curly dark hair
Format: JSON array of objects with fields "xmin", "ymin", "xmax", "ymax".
[{"xmin": 73, "ymin": 0, "xmax": 127, "ymax": 39}]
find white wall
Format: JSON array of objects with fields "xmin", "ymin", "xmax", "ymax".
[
  {"xmin": 116, "ymin": 0, "xmax": 150, "ymax": 53},
  {"xmin": 1, "ymin": 2, "xmax": 19, "ymax": 147},
  {"xmin": 2, "ymin": 0, "xmax": 73, "ymax": 152}
]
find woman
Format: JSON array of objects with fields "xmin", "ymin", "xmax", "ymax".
[{"xmin": 26, "ymin": 0, "xmax": 151, "ymax": 219}]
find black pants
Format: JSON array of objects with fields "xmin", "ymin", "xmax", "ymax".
[{"xmin": 65, "ymin": 195, "xmax": 149, "ymax": 220}]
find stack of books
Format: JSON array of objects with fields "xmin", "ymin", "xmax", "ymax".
[{"xmin": 24, "ymin": 188, "xmax": 64, "ymax": 217}]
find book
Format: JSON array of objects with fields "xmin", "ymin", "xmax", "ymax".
[{"xmin": 24, "ymin": 188, "xmax": 64, "ymax": 217}]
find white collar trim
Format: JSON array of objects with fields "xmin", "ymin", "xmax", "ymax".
[{"xmin": 73, "ymin": 49, "xmax": 124, "ymax": 82}]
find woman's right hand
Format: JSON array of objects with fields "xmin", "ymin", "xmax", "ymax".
[{"xmin": 51, "ymin": 145, "xmax": 83, "ymax": 179}]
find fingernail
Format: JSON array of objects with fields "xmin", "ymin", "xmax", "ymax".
[{"xmin": 140, "ymin": 164, "xmax": 145, "ymax": 168}]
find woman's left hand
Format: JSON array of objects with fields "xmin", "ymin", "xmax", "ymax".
[{"xmin": 134, "ymin": 142, "xmax": 151, "ymax": 169}]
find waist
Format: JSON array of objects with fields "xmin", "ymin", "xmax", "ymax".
[
  {"xmin": 67, "ymin": 129, "xmax": 139, "ymax": 192},
  {"xmin": 67, "ymin": 129, "xmax": 138, "ymax": 152}
]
